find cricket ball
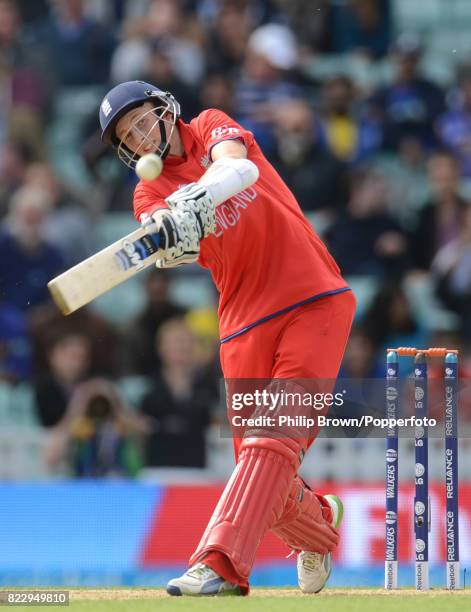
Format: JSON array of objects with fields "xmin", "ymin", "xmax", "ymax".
[{"xmin": 135, "ymin": 153, "xmax": 163, "ymax": 181}]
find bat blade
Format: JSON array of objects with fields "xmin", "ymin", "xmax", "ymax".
[
  {"xmin": 48, "ymin": 227, "xmax": 160, "ymax": 315},
  {"xmin": 47, "ymin": 172, "xmax": 255, "ymax": 316}
]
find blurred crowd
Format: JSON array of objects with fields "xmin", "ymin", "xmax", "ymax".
[{"xmin": 2, "ymin": 0, "xmax": 471, "ymax": 477}]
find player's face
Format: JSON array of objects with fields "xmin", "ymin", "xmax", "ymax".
[{"xmin": 116, "ymin": 102, "xmax": 165, "ymax": 155}]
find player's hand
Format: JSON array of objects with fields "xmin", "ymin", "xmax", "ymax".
[
  {"xmin": 142, "ymin": 208, "xmax": 200, "ymax": 268},
  {"xmin": 165, "ymin": 183, "xmax": 216, "ymax": 238}
]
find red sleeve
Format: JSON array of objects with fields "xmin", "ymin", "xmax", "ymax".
[
  {"xmin": 192, "ymin": 109, "xmax": 254, "ymax": 159},
  {"xmin": 133, "ymin": 181, "xmax": 168, "ymax": 223}
]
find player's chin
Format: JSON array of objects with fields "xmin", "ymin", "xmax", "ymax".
[{"xmin": 139, "ymin": 146, "xmax": 159, "ymax": 157}]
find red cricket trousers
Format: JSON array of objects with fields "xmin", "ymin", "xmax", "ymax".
[{"xmin": 203, "ymin": 289, "xmax": 356, "ymax": 589}]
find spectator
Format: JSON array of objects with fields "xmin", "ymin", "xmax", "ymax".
[
  {"xmin": 44, "ymin": 378, "xmax": 146, "ymax": 477},
  {"xmin": 371, "ymin": 34, "xmax": 445, "ymax": 151},
  {"xmin": 109, "ymin": 1, "xmax": 206, "ymax": 87},
  {"xmin": 110, "ymin": 16, "xmax": 151, "ymax": 84},
  {"xmin": 193, "ymin": 0, "xmax": 279, "ymax": 29},
  {"xmin": 0, "ymin": 140, "xmax": 35, "ymax": 217},
  {"xmin": 319, "ymin": 74, "xmax": 380, "ymax": 164},
  {"xmin": 279, "ymin": 0, "xmax": 331, "ymax": 54},
  {"xmin": 205, "ymin": 2, "xmax": 251, "ymax": 75},
  {"xmin": 185, "ymin": 305, "xmax": 220, "ymax": 371},
  {"xmin": 330, "ymin": 0, "xmax": 391, "ymax": 58},
  {"xmin": 30, "ymin": 304, "xmax": 119, "ymax": 378},
  {"xmin": 0, "ymin": 297, "xmax": 31, "ymax": 382},
  {"xmin": 145, "ymin": 0, "xmax": 205, "ymax": 87},
  {"xmin": 433, "ymin": 206, "xmax": 471, "ymax": 341},
  {"xmin": 27, "ymin": 0, "xmax": 116, "ymax": 188},
  {"xmin": 234, "ymin": 23, "xmax": 302, "ymax": 154},
  {"xmin": 339, "ymin": 324, "xmax": 382, "ymax": 378},
  {"xmin": 363, "ymin": 281, "xmax": 428, "ymax": 352},
  {"xmin": 34, "ymin": 331, "xmax": 93, "ymax": 427},
  {"xmin": 326, "ymin": 168, "xmax": 407, "ymax": 276},
  {"xmin": 0, "ymin": 186, "xmax": 64, "ymax": 310},
  {"xmin": 140, "ymin": 317, "xmax": 215, "ymax": 468},
  {"xmin": 15, "ymin": 0, "xmax": 49, "ymax": 24},
  {"xmin": 437, "ymin": 68, "xmax": 471, "ymax": 179},
  {"xmin": 199, "ymin": 73, "xmax": 235, "ymax": 117},
  {"xmin": 31, "ymin": 0, "xmax": 115, "ymax": 89},
  {"xmin": 122, "ymin": 269, "xmax": 186, "ymax": 375},
  {"xmin": 333, "ymin": 324, "xmax": 383, "ymax": 423},
  {"xmin": 269, "ymin": 99, "xmax": 347, "ymax": 212},
  {"xmin": 80, "ymin": 111, "xmax": 136, "ymax": 213},
  {"xmin": 0, "ymin": 0, "xmax": 47, "ymax": 157},
  {"xmin": 370, "ymin": 135, "xmax": 429, "ymax": 225},
  {"xmin": 139, "ymin": 38, "xmax": 201, "ymax": 121},
  {"xmin": 24, "ymin": 161, "xmax": 94, "ymax": 265},
  {"xmin": 409, "ymin": 152, "xmax": 468, "ymax": 271}
]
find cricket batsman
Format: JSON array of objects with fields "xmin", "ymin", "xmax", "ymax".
[{"xmin": 99, "ymin": 81, "xmax": 356, "ymax": 596}]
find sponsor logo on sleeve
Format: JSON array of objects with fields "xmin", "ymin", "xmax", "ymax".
[{"xmin": 211, "ymin": 125, "xmax": 240, "ymax": 140}]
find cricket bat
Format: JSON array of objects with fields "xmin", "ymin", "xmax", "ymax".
[
  {"xmin": 48, "ymin": 158, "xmax": 259, "ymax": 315},
  {"xmin": 48, "ymin": 228, "xmax": 161, "ymax": 315}
]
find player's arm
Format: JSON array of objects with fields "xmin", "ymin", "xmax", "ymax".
[
  {"xmin": 169, "ymin": 139, "xmax": 258, "ymax": 213},
  {"xmin": 162, "ymin": 139, "xmax": 258, "ymax": 237},
  {"xmin": 210, "ymin": 138, "xmax": 248, "ymax": 160},
  {"xmin": 150, "ymin": 139, "xmax": 259, "ymax": 268},
  {"xmin": 198, "ymin": 139, "xmax": 250, "ymax": 186}
]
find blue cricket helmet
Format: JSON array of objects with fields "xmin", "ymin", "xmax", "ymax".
[{"xmin": 99, "ymin": 80, "xmax": 181, "ymax": 146}]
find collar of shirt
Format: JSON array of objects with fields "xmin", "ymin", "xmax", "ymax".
[{"xmin": 162, "ymin": 119, "xmax": 196, "ymax": 172}]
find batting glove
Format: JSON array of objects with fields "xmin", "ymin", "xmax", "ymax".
[
  {"xmin": 141, "ymin": 208, "xmax": 200, "ymax": 268},
  {"xmin": 165, "ymin": 183, "xmax": 216, "ymax": 238}
]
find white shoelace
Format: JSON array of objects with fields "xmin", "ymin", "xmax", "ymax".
[{"xmin": 187, "ymin": 563, "xmax": 217, "ymax": 580}]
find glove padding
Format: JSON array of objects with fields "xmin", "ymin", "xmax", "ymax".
[
  {"xmin": 165, "ymin": 183, "xmax": 216, "ymax": 238},
  {"xmin": 140, "ymin": 183, "xmax": 216, "ymax": 269},
  {"xmin": 141, "ymin": 208, "xmax": 200, "ymax": 268}
]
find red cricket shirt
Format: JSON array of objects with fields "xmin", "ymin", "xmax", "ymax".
[{"xmin": 133, "ymin": 109, "xmax": 350, "ymax": 342}]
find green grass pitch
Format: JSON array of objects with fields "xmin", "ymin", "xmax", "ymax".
[{"xmin": 4, "ymin": 588, "xmax": 470, "ymax": 612}]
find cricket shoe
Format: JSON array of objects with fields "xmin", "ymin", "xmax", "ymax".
[
  {"xmin": 166, "ymin": 562, "xmax": 241, "ymax": 596},
  {"xmin": 297, "ymin": 494, "xmax": 344, "ymax": 594}
]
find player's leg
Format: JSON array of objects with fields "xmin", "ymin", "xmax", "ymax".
[
  {"xmin": 270, "ymin": 289, "xmax": 355, "ymax": 592},
  {"xmin": 219, "ymin": 326, "xmax": 277, "ymax": 462},
  {"xmin": 186, "ymin": 434, "xmax": 306, "ymax": 590},
  {"xmin": 272, "ymin": 289, "xmax": 356, "ymax": 380},
  {"xmin": 200, "ymin": 291, "xmax": 354, "ymax": 593},
  {"xmin": 168, "ymin": 430, "xmax": 308, "ymax": 595},
  {"xmin": 168, "ymin": 291, "xmax": 355, "ymax": 595},
  {"xmin": 168, "ymin": 316, "xmax": 282, "ymax": 595}
]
